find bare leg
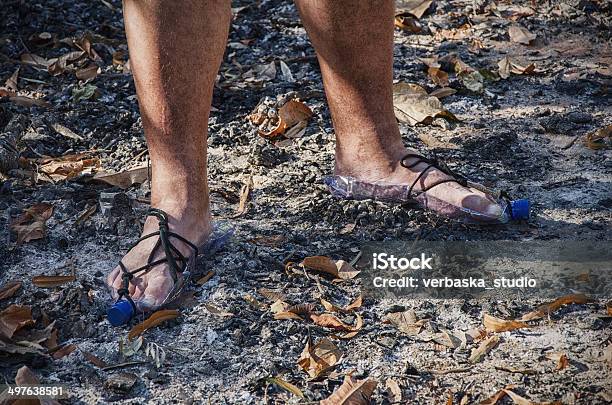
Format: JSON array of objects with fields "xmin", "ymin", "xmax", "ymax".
[
  {"xmin": 295, "ymin": 0, "xmax": 499, "ymax": 215},
  {"xmin": 107, "ymin": 0, "xmax": 231, "ymax": 310}
]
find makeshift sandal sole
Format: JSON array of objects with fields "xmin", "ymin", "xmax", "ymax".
[
  {"xmin": 325, "ymin": 153, "xmax": 529, "ymax": 224},
  {"xmin": 107, "ymin": 209, "xmax": 233, "ymax": 326}
]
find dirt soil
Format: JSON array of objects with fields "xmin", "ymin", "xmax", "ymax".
[{"xmin": 1, "ymin": 0, "xmax": 611, "ymax": 404}]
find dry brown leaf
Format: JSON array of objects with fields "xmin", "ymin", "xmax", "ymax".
[
  {"xmin": 607, "ymin": 301, "xmax": 612, "ymax": 316},
  {"xmin": 428, "ymin": 67, "xmax": 449, "ymax": 87},
  {"xmin": 508, "ymin": 25, "xmax": 537, "ymax": 45},
  {"xmin": 10, "ymin": 203, "xmax": 54, "ymax": 244},
  {"xmin": 302, "ymin": 256, "xmax": 337, "ymax": 275},
  {"xmin": 321, "ymin": 375, "xmax": 377, "ymax": 405},
  {"xmin": 258, "ymin": 288, "xmax": 286, "ymax": 302},
  {"xmin": 93, "ymin": 165, "xmax": 148, "ymax": 189},
  {"xmin": 345, "ymin": 294, "xmax": 363, "ymax": 311},
  {"xmin": 75, "ymin": 64, "xmax": 100, "ymax": 81},
  {"xmin": 545, "ymin": 352, "xmax": 569, "ymax": 370},
  {"xmin": 274, "ymin": 311, "xmax": 303, "ymax": 320},
  {"xmin": 385, "ymin": 309, "xmax": 425, "ymax": 336},
  {"xmin": 233, "ymin": 175, "xmax": 253, "ymax": 218},
  {"xmin": 386, "ymin": 378, "xmax": 402, "ymax": 402},
  {"xmin": 48, "ymin": 50, "xmax": 86, "ymax": 75},
  {"xmin": 203, "ymin": 303, "xmax": 234, "ymax": 318},
  {"xmin": 1, "ymin": 68, "xmax": 19, "ymax": 96},
  {"xmin": 196, "ymin": 270, "xmax": 215, "ymax": 285},
  {"xmin": 519, "ymin": 294, "xmax": 593, "ymax": 321},
  {"xmin": 15, "ymin": 366, "xmax": 61, "ymax": 405},
  {"xmin": 310, "ymin": 313, "xmax": 363, "ymax": 336},
  {"xmin": 20, "ymin": 53, "xmax": 51, "ymax": 69},
  {"xmin": 469, "ymin": 335, "xmax": 500, "ymax": 363},
  {"xmin": 38, "ymin": 153, "xmax": 98, "ymax": 181},
  {"xmin": 128, "ymin": 309, "xmax": 179, "ymax": 340},
  {"xmin": 0, "ymin": 281, "xmax": 22, "ymax": 301},
  {"xmin": 32, "ymin": 274, "xmax": 76, "ymax": 288},
  {"xmin": 266, "ymin": 377, "xmax": 304, "ymax": 398},
  {"xmin": 0, "ymin": 305, "xmax": 34, "ymax": 339},
  {"xmin": 52, "ymin": 343, "xmax": 77, "ymax": 359},
  {"xmin": 81, "ymin": 349, "xmax": 109, "ymax": 368},
  {"xmin": 287, "ymin": 303, "xmax": 316, "ymax": 316},
  {"xmin": 585, "ymin": 125, "xmax": 611, "ymax": 150},
  {"xmin": 394, "ymin": 15, "xmax": 423, "ymax": 33},
  {"xmin": 244, "ymin": 294, "xmax": 267, "ymax": 310},
  {"xmin": 503, "ymin": 389, "xmax": 561, "ymax": 405},
  {"xmin": 479, "ymin": 388, "xmax": 509, "ymax": 405},
  {"xmin": 396, "ymin": 0, "xmax": 433, "ymax": 18},
  {"xmin": 498, "ymin": 56, "xmax": 538, "ymax": 79},
  {"xmin": 9, "ymin": 95, "xmax": 50, "ymax": 108},
  {"xmin": 430, "ymin": 87, "xmax": 457, "ymax": 99},
  {"xmin": 249, "ymin": 234, "xmax": 286, "ymax": 247},
  {"xmin": 393, "ymin": 82, "xmax": 458, "ymax": 126},
  {"xmin": 298, "ymin": 337, "xmax": 342, "ymax": 379},
  {"xmin": 483, "ymin": 313, "xmax": 530, "ymax": 333}
]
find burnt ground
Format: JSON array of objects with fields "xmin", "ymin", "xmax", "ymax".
[{"xmin": 1, "ymin": 0, "xmax": 611, "ymax": 404}]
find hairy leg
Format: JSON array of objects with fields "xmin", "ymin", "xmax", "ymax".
[
  {"xmin": 295, "ymin": 0, "xmax": 499, "ymax": 216},
  {"xmin": 107, "ymin": 0, "xmax": 231, "ymax": 310}
]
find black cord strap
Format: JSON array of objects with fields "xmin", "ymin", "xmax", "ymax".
[
  {"xmin": 115, "ymin": 208, "xmax": 199, "ymax": 310},
  {"xmin": 400, "ymin": 153, "xmax": 469, "ymax": 198}
]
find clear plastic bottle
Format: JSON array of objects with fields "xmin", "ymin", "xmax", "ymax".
[
  {"xmin": 107, "ymin": 223, "xmax": 234, "ymax": 326},
  {"xmin": 324, "ymin": 176, "xmax": 529, "ymax": 224}
]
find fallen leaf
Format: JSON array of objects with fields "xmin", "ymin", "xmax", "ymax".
[
  {"xmin": 196, "ymin": 270, "xmax": 215, "ymax": 285},
  {"xmin": 81, "ymin": 349, "xmax": 109, "ymax": 368},
  {"xmin": 48, "ymin": 50, "xmax": 86, "ymax": 75},
  {"xmin": 32, "ymin": 274, "xmax": 76, "ymax": 288},
  {"xmin": 267, "ymin": 377, "xmax": 304, "ymax": 398},
  {"xmin": 233, "ymin": 175, "xmax": 252, "ymax": 217},
  {"xmin": 433, "ymin": 330, "xmax": 462, "ymax": 349},
  {"xmin": 385, "ymin": 309, "xmax": 425, "ymax": 335},
  {"xmin": 345, "ymin": 295, "xmax": 363, "ymax": 311},
  {"xmin": 428, "ymin": 67, "xmax": 449, "ymax": 87},
  {"xmin": 394, "ymin": 15, "xmax": 423, "ymax": 33},
  {"xmin": 128, "ymin": 309, "xmax": 179, "ymax": 340},
  {"xmin": 396, "ymin": 0, "xmax": 433, "ymax": 18},
  {"xmin": 38, "ymin": 153, "xmax": 99, "ymax": 181},
  {"xmin": 203, "ymin": 303, "xmax": 234, "ymax": 318},
  {"xmin": 607, "ymin": 301, "xmax": 612, "ymax": 316},
  {"xmin": 508, "ymin": 25, "xmax": 537, "ymax": 45},
  {"xmin": 75, "ymin": 64, "xmax": 100, "ymax": 81},
  {"xmin": 310, "ymin": 313, "xmax": 363, "ymax": 335},
  {"xmin": 244, "ymin": 294, "xmax": 267, "ymax": 310},
  {"xmin": 258, "ymin": 288, "xmax": 287, "ymax": 302},
  {"xmin": 249, "ymin": 234, "xmax": 286, "ymax": 247},
  {"xmin": 274, "ymin": 311, "xmax": 303, "ymax": 320},
  {"xmin": 498, "ymin": 56, "xmax": 538, "ymax": 79},
  {"xmin": 321, "ymin": 375, "xmax": 377, "ymax": 405},
  {"xmin": 0, "ymin": 305, "xmax": 34, "ymax": 339},
  {"xmin": 93, "ymin": 165, "xmax": 148, "ymax": 189},
  {"xmin": 483, "ymin": 313, "xmax": 530, "ymax": 333},
  {"xmin": 545, "ymin": 352, "xmax": 569, "ymax": 370},
  {"xmin": 253, "ymin": 61, "xmax": 277, "ymax": 81},
  {"xmin": 20, "ymin": 53, "xmax": 52, "ymax": 69},
  {"xmin": 3, "ymin": 67, "xmax": 19, "ymax": 93},
  {"xmin": 386, "ymin": 378, "xmax": 402, "ymax": 402},
  {"xmin": 52, "ymin": 343, "xmax": 77, "ymax": 359},
  {"xmin": 301, "ymin": 256, "xmax": 360, "ymax": 280},
  {"xmin": 338, "ymin": 223, "xmax": 356, "ymax": 235},
  {"xmin": 585, "ymin": 125, "xmax": 611, "ymax": 150},
  {"xmin": 0, "ymin": 281, "xmax": 22, "ymax": 301},
  {"xmin": 479, "ymin": 388, "xmax": 509, "ymax": 405},
  {"xmin": 469, "ymin": 335, "xmax": 500, "ymax": 363},
  {"xmin": 9, "ymin": 95, "xmax": 50, "ymax": 108},
  {"xmin": 393, "ymin": 82, "xmax": 458, "ymax": 126},
  {"xmin": 298, "ymin": 337, "xmax": 342, "ymax": 379},
  {"xmin": 503, "ymin": 389, "xmax": 561, "ymax": 405},
  {"xmin": 286, "ymin": 303, "xmax": 316, "ymax": 316},
  {"xmin": 73, "ymin": 34, "xmax": 102, "ymax": 61},
  {"xmin": 10, "ymin": 203, "xmax": 54, "ymax": 244},
  {"xmin": 13, "ymin": 367, "xmax": 60, "ymax": 404},
  {"xmin": 519, "ymin": 294, "xmax": 593, "ymax": 321},
  {"xmin": 430, "ymin": 87, "xmax": 457, "ymax": 99}
]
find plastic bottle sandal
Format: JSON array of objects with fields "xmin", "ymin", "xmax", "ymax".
[
  {"xmin": 107, "ymin": 208, "xmax": 233, "ymax": 326},
  {"xmin": 325, "ymin": 153, "xmax": 529, "ymax": 224}
]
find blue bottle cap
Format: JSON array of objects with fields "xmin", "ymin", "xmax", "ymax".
[
  {"xmin": 510, "ymin": 199, "xmax": 530, "ymax": 221},
  {"xmin": 107, "ymin": 299, "xmax": 134, "ymax": 326}
]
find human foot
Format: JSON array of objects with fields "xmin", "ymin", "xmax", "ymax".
[
  {"xmin": 106, "ymin": 204, "xmax": 212, "ymax": 312},
  {"xmin": 333, "ymin": 145, "xmax": 502, "ymax": 220}
]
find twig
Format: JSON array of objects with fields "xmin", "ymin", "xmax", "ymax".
[
  {"xmin": 431, "ymin": 366, "xmax": 473, "ymax": 375},
  {"xmin": 101, "ymin": 361, "xmax": 147, "ymax": 371}
]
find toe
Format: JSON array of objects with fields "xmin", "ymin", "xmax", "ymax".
[{"xmin": 138, "ymin": 269, "xmax": 177, "ymax": 311}]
